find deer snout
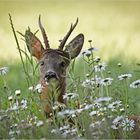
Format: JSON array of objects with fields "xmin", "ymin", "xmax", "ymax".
[{"xmin": 44, "ymin": 71, "xmax": 57, "ymax": 81}]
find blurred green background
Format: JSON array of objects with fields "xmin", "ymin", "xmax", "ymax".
[{"xmin": 0, "ymin": 0, "xmax": 140, "ymax": 63}]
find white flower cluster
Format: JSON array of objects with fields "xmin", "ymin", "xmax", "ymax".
[
  {"xmin": 82, "ymin": 76, "xmax": 113, "ymax": 88},
  {"xmin": 0, "ymin": 67, "xmax": 9, "ymax": 75},
  {"xmin": 28, "ymin": 84, "xmax": 44, "ymax": 93},
  {"xmin": 51, "ymin": 125, "xmax": 78, "ymax": 138},
  {"xmin": 82, "ymin": 47, "xmax": 98, "ymax": 57},
  {"xmin": 82, "ymin": 79, "xmax": 95, "ymax": 88},
  {"xmin": 111, "ymin": 116, "xmax": 135, "ymax": 131},
  {"xmin": 8, "ymin": 99, "xmax": 28, "ymax": 111},
  {"xmin": 94, "ymin": 62, "xmax": 107, "ymax": 72}
]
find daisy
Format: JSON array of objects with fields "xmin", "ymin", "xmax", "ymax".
[
  {"xmin": 111, "ymin": 116, "xmax": 124, "ymax": 129},
  {"xmin": 118, "ymin": 74, "xmax": 132, "ymax": 80},
  {"xmin": 35, "ymin": 84, "xmax": 44, "ymax": 93},
  {"xmin": 108, "ymin": 101, "xmax": 122, "ymax": 111},
  {"xmin": 63, "ymin": 93, "xmax": 79, "ymax": 100},
  {"xmin": 0, "ymin": 67, "xmax": 8, "ymax": 75},
  {"xmin": 89, "ymin": 110, "xmax": 98, "ymax": 116},
  {"xmin": 94, "ymin": 97, "xmax": 112, "ymax": 103},
  {"xmin": 59, "ymin": 125, "xmax": 70, "ymax": 131},
  {"xmin": 28, "ymin": 86, "xmax": 34, "ymax": 91},
  {"xmin": 94, "ymin": 56, "xmax": 101, "ymax": 63},
  {"xmin": 130, "ymin": 79, "xmax": 140, "ymax": 88},
  {"xmin": 82, "ymin": 47, "xmax": 98, "ymax": 58},
  {"xmin": 8, "ymin": 96, "xmax": 13, "ymax": 101},
  {"xmin": 88, "ymin": 47, "xmax": 98, "ymax": 52},
  {"xmin": 84, "ymin": 104, "xmax": 94, "ymax": 110},
  {"xmin": 51, "ymin": 128, "xmax": 59, "ymax": 134},
  {"xmin": 117, "ymin": 63, "xmax": 122, "ymax": 67},
  {"xmin": 94, "ymin": 62, "xmax": 107, "ymax": 72},
  {"xmin": 122, "ymin": 117, "xmax": 135, "ymax": 131},
  {"xmin": 57, "ymin": 109, "xmax": 76, "ymax": 118},
  {"xmin": 36, "ymin": 120, "xmax": 44, "ymax": 127},
  {"xmin": 94, "ymin": 75, "xmax": 102, "ymax": 86},
  {"xmin": 15, "ymin": 90, "xmax": 21, "ymax": 96},
  {"xmin": 82, "ymin": 79, "xmax": 95, "ymax": 88},
  {"xmin": 21, "ymin": 99, "xmax": 27, "ymax": 109},
  {"xmin": 82, "ymin": 50, "xmax": 92, "ymax": 57},
  {"xmin": 100, "ymin": 77, "xmax": 113, "ymax": 86}
]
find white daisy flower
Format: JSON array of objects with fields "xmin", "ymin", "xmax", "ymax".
[
  {"xmin": 10, "ymin": 102, "xmax": 19, "ymax": 111},
  {"xmin": 122, "ymin": 117, "xmax": 135, "ymax": 131},
  {"xmin": 28, "ymin": 86, "xmax": 34, "ymax": 91},
  {"xmin": 117, "ymin": 63, "xmax": 122, "ymax": 67},
  {"xmin": 94, "ymin": 56, "xmax": 101, "ymax": 63},
  {"xmin": 82, "ymin": 79, "xmax": 95, "ymax": 88},
  {"xmin": 118, "ymin": 74, "xmax": 132, "ymax": 80},
  {"xmin": 15, "ymin": 90, "xmax": 21, "ymax": 96},
  {"xmin": 94, "ymin": 97, "xmax": 112, "ymax": 103},
  {"xmin": 76, "ymin": 108, "xmax": 85, "ymax": 114},
  {"xmin": 111, "ymin": 116, "xmax": 124, "ymax": 129},
  {"xmin": 82, "ymin": 50, "xmax": 92, "ymax": 57},
  {"xmin": 35, "ymin": 84, "xmax": 43, "ymax": 93},
  {"xmin": 108, "ymin": 101, "xmax": 122, "ymax": 111},
  {"xmin": 94, "ymin": 75, "xmax": 102, "ymax": 86},
  {"xmin": 90, "ymin": 121, "xmax": 102, "ymax": 128},
  {"xmin": 63, "ymin": 93, "xmax": 79, "ymax": 100},
  {"xmin": 82, "ymin": 47, "xmax": 98, "ymax": 57},
  {"xmin": 59, "ymin": 125, "xmax": 70, "ymax": 131},
  {"xmin": 0, "ymin": 67, "xmax": 8, "ymax": 75},
  {"xmin": 9, "ymin": 129, "xmax": 20, "ymax": 136},
  {"xmin": 21, "ymin": 99, "xmax": 27, "ymax": 109},
  {"xmin": 89, "ymin": 110, "xmax": 98, "ymax": 116},
  {"xmin": 100, "ymin": 77, "xmax": 113, "ymax": 86},
  {"xmin": 36, "ymin": 120, "xmax": 44, "ymax": 127},
  {"xmin": 51, "ymin": 129, "xmax": 59, "ymax": 134},
  {"xmin": 120, "ymin": 108, "xmax": 125, "ymax": 112},
  {"xmin": 130, "ymin": 79, "xmax": 140, "ymax": 88},
  {"xmin": 94, "ymin": 62, "xmax": 107, "ymax": 72},
  {"xmin": 8, "ymin": 96, "xmax": 13, "ymax": 101},
  {"xmin": 84, "ymin": 104, "xmax": 94, "ymax": 110},
  {"xmin": 57, "ymin": 109, "xmax": 76, "ymax": 118}
]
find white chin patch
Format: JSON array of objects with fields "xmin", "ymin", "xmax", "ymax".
[{"xmin": 45, "ymin": 81, "xmax": 49, "ymax": 85}]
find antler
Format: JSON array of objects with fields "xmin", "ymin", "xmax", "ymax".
[
  {"xmin": 38, "ymin": 15, "xmax": 50, "ymax": 49},
  {"xmin": 59, "ymin": 18, "xmax": 78, "ymax": 50}
]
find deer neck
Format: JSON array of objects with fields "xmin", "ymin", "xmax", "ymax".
[{"xmin": 40, "ymin": 78, "xmax": 66, "ymax": 114}]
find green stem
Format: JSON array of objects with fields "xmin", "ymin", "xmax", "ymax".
[
  {"xmin": 105, "ymin": 86, "xmax": 109, "ymax": 97},
  {"xmin": 124, "ymin": 80, "xmax": 128, "ymax": 115},
  {"xmin": 9, "ymin": 14, "xmax": 30, "ymax": 86}
]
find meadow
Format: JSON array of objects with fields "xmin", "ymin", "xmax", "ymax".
[{"xmin": 0, "ymin": 0, "xmax": 140, "ymax": 139}]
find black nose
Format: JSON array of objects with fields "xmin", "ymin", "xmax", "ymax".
[{"xmin": 45, "ymin": 71, "xmax": 57, "ymax": 80}]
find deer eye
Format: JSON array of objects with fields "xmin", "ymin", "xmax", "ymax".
[
  {"xmin": 60, "ymin": 61, "xmax": 66, "ymax": 67},
  {"xmin": 40, "ymin": 61, "xmax": 44, "ymax": 66}
]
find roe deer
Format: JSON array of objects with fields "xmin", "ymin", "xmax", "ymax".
[{"xmin": 24, "ymin": 16, "xmax": 84, "ymax": 117}]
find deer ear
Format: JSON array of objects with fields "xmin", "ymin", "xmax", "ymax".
[
  {"xmin": 25, "ymin": 29, "xmax": 45, "ymax": 60},
  {"xmin": 64, "ymin": 34, "xmax": 84, "ymax": 59}
]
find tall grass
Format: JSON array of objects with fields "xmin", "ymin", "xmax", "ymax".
[{"xmin": 0, "ymin": 17, "xmax": 140, "ymax": 138}]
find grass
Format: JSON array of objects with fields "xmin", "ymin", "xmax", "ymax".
[
  {"xmin": 0, "ymin": 40, "xmax": 140, "ymax": 138},
  {"xmin": 0, "ymin": 0, "xmax": 140, "ymax": 139}
]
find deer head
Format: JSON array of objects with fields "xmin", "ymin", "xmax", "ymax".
[{"xmin": 24, "ymin": 16, "xmax": 84, "ymax": 115}]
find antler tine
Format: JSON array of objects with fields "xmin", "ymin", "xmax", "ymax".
[
  {"xmin": 38, "ymin": 15, "xmax": 50, "ymax": 49},
  {"xmin": 59, "ymin": 18, "xmax": 79, "ymax": 50}
]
